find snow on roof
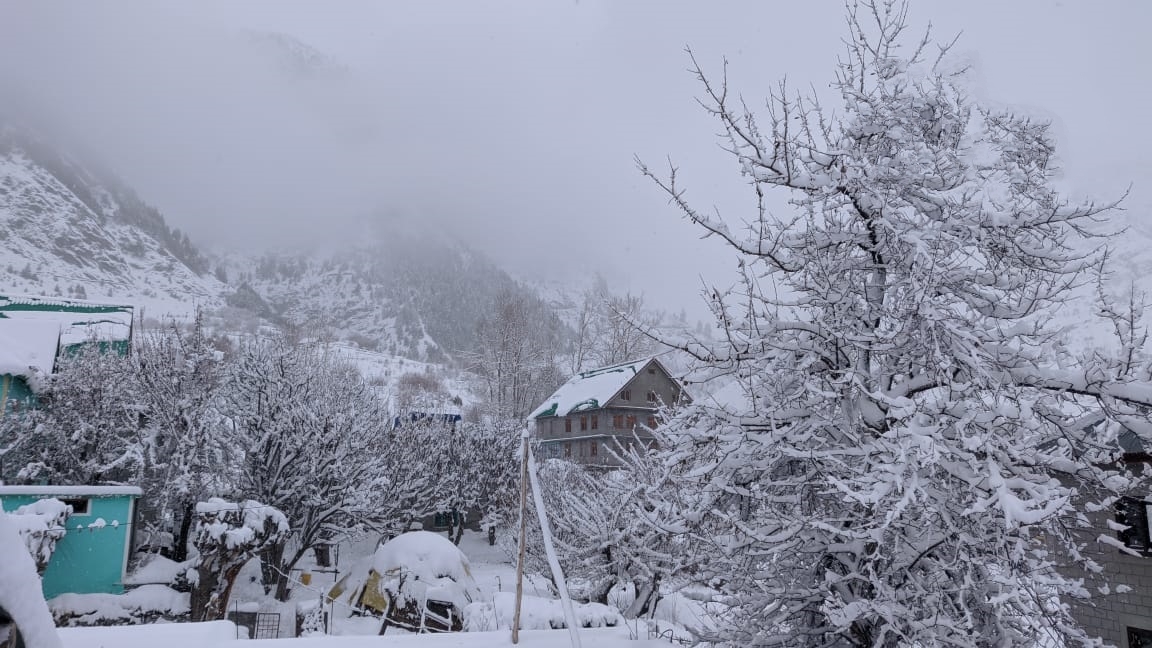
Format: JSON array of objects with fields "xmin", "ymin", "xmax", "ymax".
[
  {"xmin": 529, "ymin": 357, "xmax": 662, "ymax": 419},
  {"xmin": 0, "ymin": 318, "xmax": 60, "ymax": 377},
  {"xmin": 0, "ymin": 294, "xmax": 133, "ymax": 346},
  {"xmin": 0, "ymin": 293, "xmax": 134, "ymax": 314},
  {"xmin": 0, "ymin": 485, "xmax": 143, "ymax": 497}
]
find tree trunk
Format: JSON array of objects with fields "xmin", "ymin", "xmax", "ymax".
[
  {"xmin": 588, "ymin": 577, "xmax": 615, "ymax": 606},
  {"xmin": 173, "ymin": 501, "xmax": 195, "ymax": 562},
  {"xmin": 259, "ymin": 543, "xmax": 286, "ymax": 597},
  {"xmin": 624, "ymin": 577, "xmax": 660, "ymax": 619},
  {"xmin": 190, "ymin": 559, "xmax": 221, "ymax": 621},
  {"xmin": 450, "ymin": 513, "xmax": 465, "ymax": 545}
]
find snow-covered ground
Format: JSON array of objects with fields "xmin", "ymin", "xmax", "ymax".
[
  {"xmin": 58, "ymin": 622, "xmax": 666, "ymax": 648},
  {"xmin": 47, "ymin": 528, "xmax": 684, "ymax": 647}
]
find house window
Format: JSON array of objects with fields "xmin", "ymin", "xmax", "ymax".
[
  {"xmin": 1116, "ymin": 496, "xmax": 1152, "ymax": 554},
  {"xmin": 648, "ymin": 368, "xmax": 655, "ymax": 374},
  {"xmin": 591, "ymin": 415, "xmax": 598, "ymax": 430},
  {"xmin": 565, "ymin": 418, "xmax": 572, "ymax": 433},
  {"xmin": 60, "ymin": 498, "xmax": 90, "ymax": 516},
  {"xmin": 1128, "ymin": 626, "xmax": 1152, "ymax": 648},
  {"xmin": 564, "ymin": 442, "xmax": 572, "ymax": 458},
  {"xmin": 647, "ymin": 391, "xmax": 658, "ymax": 403},
  {"xmin": 621, "ymin": 390, "xmax": 631, "ymax": 401},
  {"xmin": 590, "ymin": 442, "xmax": 598, "ymax": 457},
  {"xmin": 580, "ymin": 416, "xmax": 588, "ymax": 431},
  {"xmin": 647, "ymin": 416, "xmax": 658, "ymax": 429},
  {"xmin": 626, "ymin": 415, "xmax": 636, "ymax": 429},
  {"xmin": 613, "ymin": 415, "xmax": 624, "ymax": 430}
]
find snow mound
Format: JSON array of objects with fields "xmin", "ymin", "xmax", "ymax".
[
  {"xmin": 48, "ymin": 585, "xmax": 189, "ymax": 626},
  {"xmin": 56, "ymin": 620, "xmax": 237, "ymax": 648},
  {"xmin": 463, "ymin": 592, "xmax": 622, "ymax": 631},
  {"xmin": 371, "ymin": 531, "xmax": 480, "ymax": 611},
  {"xmin": 0, "ymin": 503, "xmax": 64, "ymax": 648},
  {"xmin": 124, "ymin": 555, "xmax": 187, "ymax": 587}
]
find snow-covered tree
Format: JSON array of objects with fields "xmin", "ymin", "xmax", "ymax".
[
  {"xmin": 465, "ymin": 288, "xmax": 565, "ymax": 420},
  {"xmin": 429, "ymin": 419, "xmax": 521, "ymax": 544},
  {"xmin": 569, "ymin": 280, "xmax": 663, "ymax": 373},
  {"xmin": 189, "ymin": 498, "xmax": 289, "ymax": 622},
  {"xmin": 224, "ymin": 337, "xmax": 393, "ymax": 600},
  {"xmin": 638, "ymin": 2, "xmax": 1143, "ymax": 645},
  {"xmin": 2, "ymin": 345, "xmax": 138, "ymax": 485},
  {"xmin": 528, "ymin": 452, "xmax": 692, "ymax": 619},
  {"xmin": 132, "ymin": 315, "xmax": 232, "ymax": 562}
]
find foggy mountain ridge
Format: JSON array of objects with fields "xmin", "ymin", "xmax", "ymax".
[
  {"xmin": 242, "ymin": 30, "xmax": 349, "ymax": 79},
  {"xmin": 221, "ymin": 235, "xmax": 570, "ymax": 362},
  {"xmin": 0, "ymin": 123, "xmax": 223, "ymax": 306},
  {"xmin": 0, "ymin": 122, "xmax": 575, "ymax": 363}
]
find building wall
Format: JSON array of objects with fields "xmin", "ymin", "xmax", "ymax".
[
  {"xmin": 604, "ymin": 365, "xmax": 684, "ymax": 410},
  {"xmin": 534, "ymin": 397, "xmax": 667, "ymax": 466},
  {"xmin": 1065, "ymin": 498, "xmax": 1152, "ymax": 646},
  {"xmin": 531, "ymin": 361, "xmax": 685, "ymax": 468},
  {"xmin": 0, "ymin": 493, "xmax": 136, "ymax": 599},
  {"xmin": 0, "ymin": 374, "xmax": 36, "ymax": 413}
]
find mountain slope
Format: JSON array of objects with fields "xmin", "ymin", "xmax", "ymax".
[
  {"xmin": 0, "ymin": 124, "xmax": 223, "ymax": 313},
  {"xmin": 225, "ymin": 234, "xmax": 569, "ymax": 362}
]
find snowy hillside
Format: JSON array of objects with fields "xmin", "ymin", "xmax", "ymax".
[
  {"xmin": 0, "ymin": 124, "xmax": 223, "ymax": 319},
  {"xmin": 0, "ymin": 120, "xmax": 575, "ymax": 364},
  {"xmin": 223, "ymin": 238, "xmax": 567, "ymax": 362}
]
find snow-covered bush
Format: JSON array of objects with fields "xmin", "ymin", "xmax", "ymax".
[
  {"xmin": 463, "ymin": 592, "xmax": 622, "ymax": 631},
  {"xmin": 525, "ymin": 457, "xmax": 693, "ymax": 618},
  {"xmin": 48, "ymin": 585, "xmax": 189, "ymax": 626},
  {"xmin": 6, "ymin": 498, "xmax": 70, "ymax": 573}
]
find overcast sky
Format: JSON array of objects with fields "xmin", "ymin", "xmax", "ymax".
[{"xmin": 2, "ymin": 1, "xmax": 1150, "ymax": 318}]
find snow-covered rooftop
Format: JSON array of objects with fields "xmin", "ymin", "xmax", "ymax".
[
  {"xmin": 0, "ymin": 294, "xmax": 134, "ymax": 345},
  {"xmin": 0, "ymin": 318, "xmax": 60, "ymax": 377},
  {"xmin": 0, "ymin": 485, "xmax": 143, "ymax": 497},
  {"xmin": 0, "ymin": 294, "xmax": 134, "ymax": 377},
  {"xmin": 529, "ymin": 357, "xmax": 661, "ymax": 419}
]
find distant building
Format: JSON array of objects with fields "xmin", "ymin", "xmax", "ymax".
[
  {"xmin": 529, "ymin": 357, "xmax": 689, "ymax": 467},
  {"xmin": 0, "ymin": 294, "xmax": 133, "ymax": 413}
]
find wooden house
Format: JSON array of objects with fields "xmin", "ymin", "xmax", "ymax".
[{"xmin": 529, "ymin": 357, "xmax": 689, "ymax": 467}]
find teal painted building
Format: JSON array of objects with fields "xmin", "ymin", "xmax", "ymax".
[
  {"xmin": 0, "ymin": 485, "xmax": 141, "ymax": 599},
  {"xmin": 0, "ymin": 294, "xmax": 134, "ymax": 415}
]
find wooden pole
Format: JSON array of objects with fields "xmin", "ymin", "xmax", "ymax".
[
  {"xmin": 526, "ymin": 443, "xmax": 582, "ymax": 648},
  {"xmin": 511, "ymin": 428, "xmax": 530, "ymax": 644}
]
